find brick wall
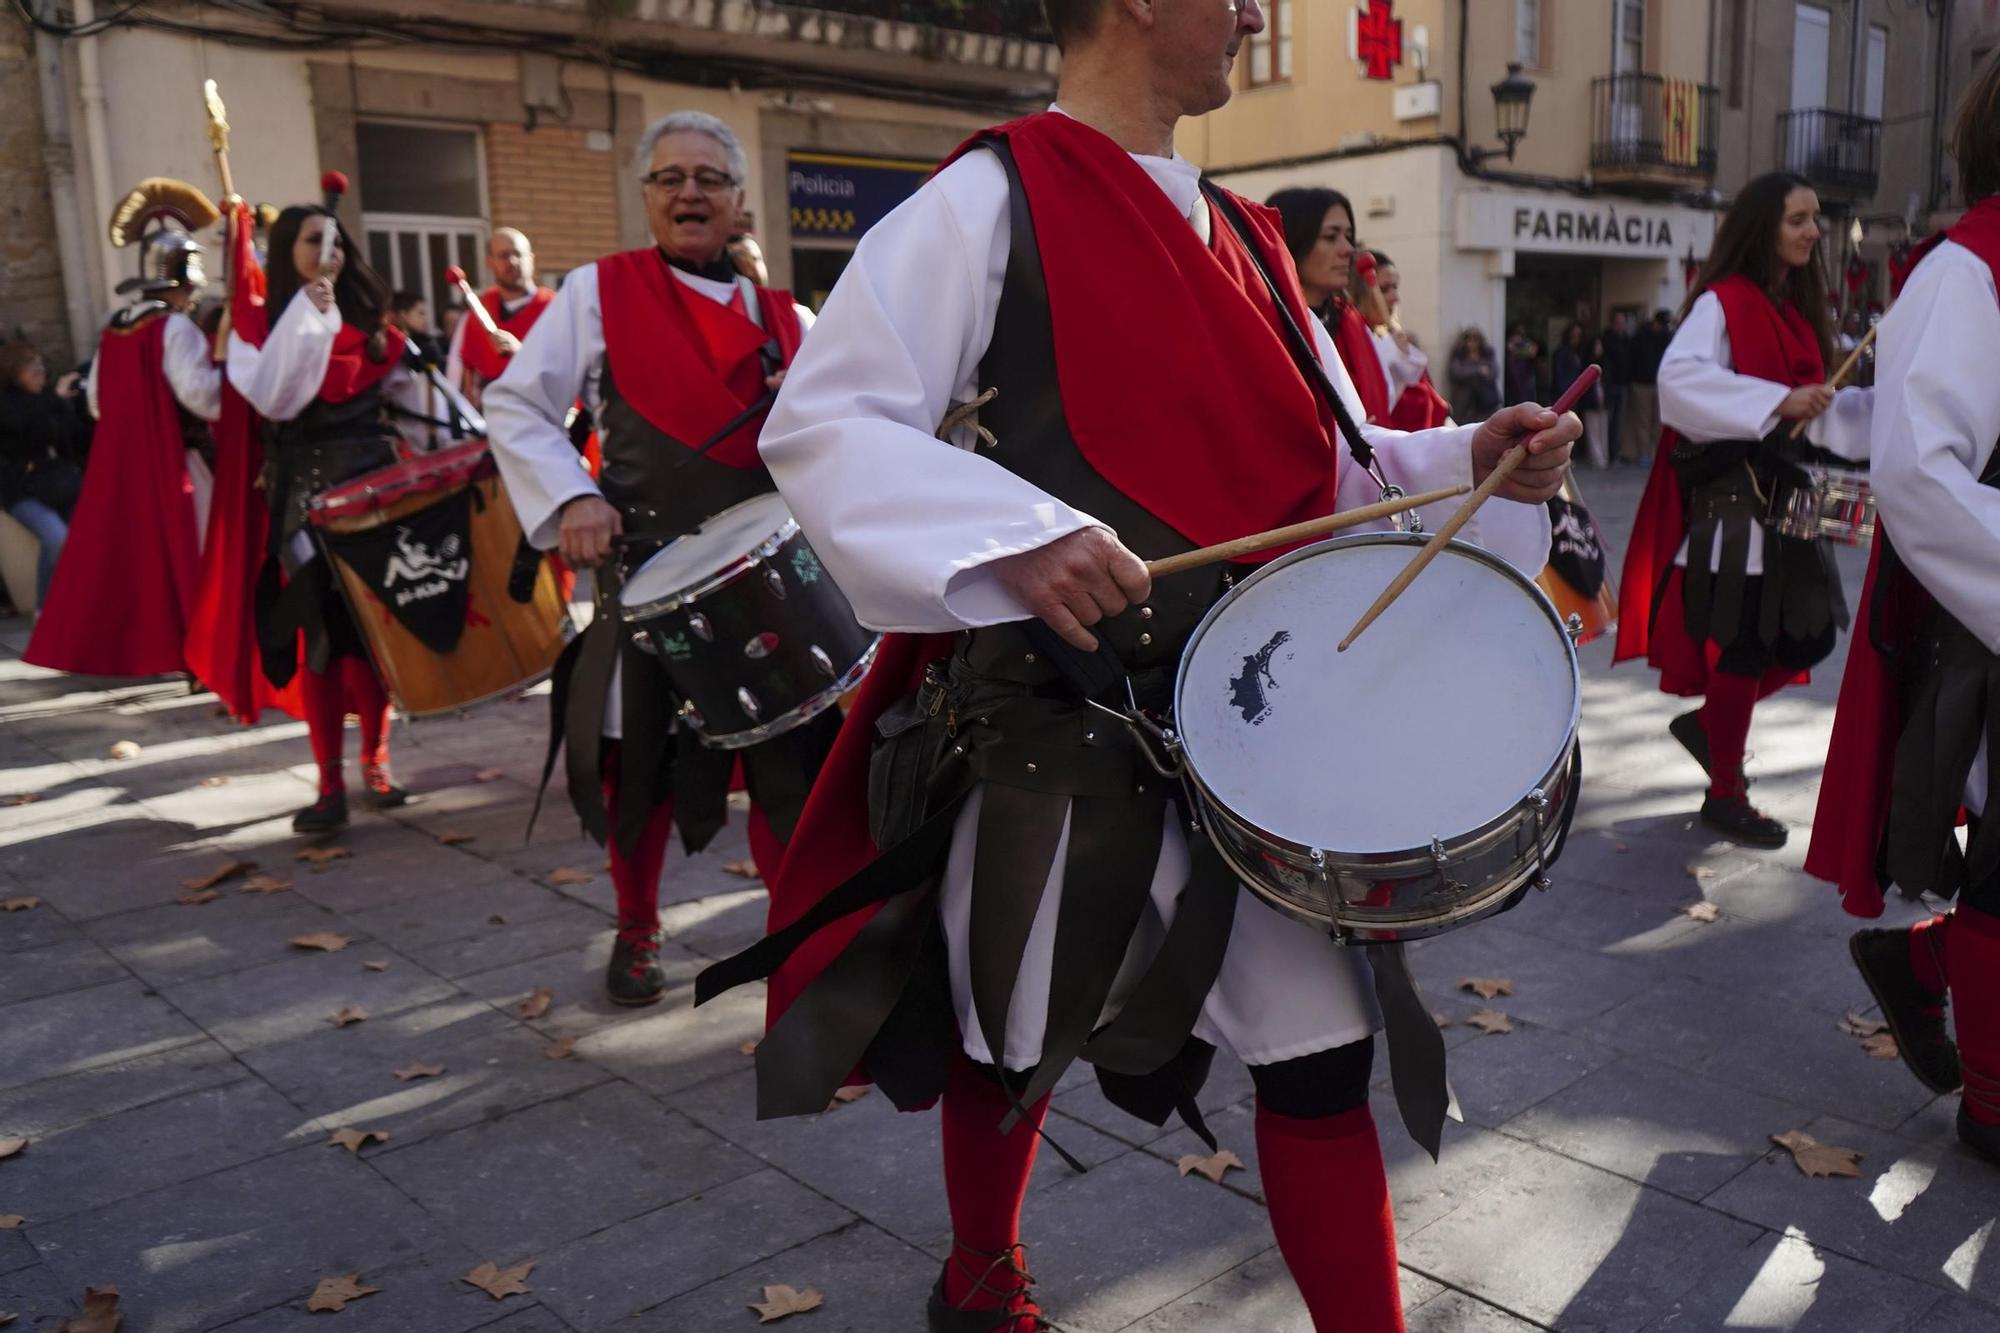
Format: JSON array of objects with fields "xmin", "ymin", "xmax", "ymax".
[
  {"xmin": 0, "ymin": 13, "xmax": 74, "ymax": 368},
  {"xmin": 483, "ymin": 123, "xmax": 622, "ymax": 278}
]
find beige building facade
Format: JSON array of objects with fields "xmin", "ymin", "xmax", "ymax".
[{"xmin": 7, "ymin": 0, "xmax": 1057, "ymax": 369}]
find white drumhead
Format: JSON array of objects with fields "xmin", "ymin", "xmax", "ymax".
[
  {"xmin": 621, "ymin": 492, "xmax": 794, "ymax": 607},
  {"xmin": 1176, "ymin": 537, "xmax": 1577, "ymax": 855}
]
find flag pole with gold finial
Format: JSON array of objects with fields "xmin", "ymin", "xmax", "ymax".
[{"xmin": 203, "ymin": 79, "xmax": 240, "ymax": 361}]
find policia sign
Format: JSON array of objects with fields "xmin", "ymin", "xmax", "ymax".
[{"xmin": 787, "ymin": 151, "xmax": 934, "ymax": 243}]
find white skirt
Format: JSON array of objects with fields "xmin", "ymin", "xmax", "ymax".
[{"xmin": 939, "ymin": 784, "xmax": 1382, "ymax": 1071}]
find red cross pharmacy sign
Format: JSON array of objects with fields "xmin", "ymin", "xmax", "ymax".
[{"xmin": 1349, "ymin": 0, "xmax": 1404, "ymax": 81}]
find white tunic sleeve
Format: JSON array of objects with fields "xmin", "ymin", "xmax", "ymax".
[
  {"xmin": 161, "ymin": 313, "xmax": 223, "ymax": 422},
  {"xmin": 1658, "ymin": 292, "xmax": 1792, "ymax": 442},
  {"xmin": 483, "ymin": 265, "xmax": 607, "ymax": 551},
  {"xmin": 760, "ymin": 153, "xmax": 1104, "ymax": 635},
  {"xmin": 1871, "ymin": 242, "xmax": 2000, "ymax": 652},
  {"xmin": 226, "ymin": 291, "xmax": 340, "ymax": 422}
]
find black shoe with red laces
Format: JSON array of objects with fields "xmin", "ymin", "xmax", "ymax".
[
  {"xmin": 359, "ymin": 763, "xmax": 409, "ymax": 810},
  {"xmin": 606, "ymin": 927, "xmax": 665, "ymax": 1007},
  {"xmin": 927, "ymin": 1246, "xmax": 1059, "ymax": 1333},
  {"xmin": 292, "ymin": 790, "xmax": 350, "ymax": 834},
  {"xmin": 1700, "ymin": 794, "xmax": 1788, "ymax": 849},
  {"xmin": 1849, "ymin": 928, "xmax": 1961, "ymax": 1094}
]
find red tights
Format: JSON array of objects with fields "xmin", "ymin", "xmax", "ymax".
[
  {"xmin": 1698, "ymin": 663, "xmax": 1795, "ymax": 800},
  {"xmin": 940, "ymin": 1052, "xmax": 1049, "ymax": 1321},
  {"xmin": 298, "ymin": 655, "xmax": 393, "ymax": 795},
  {"xmin": 600, "ymin": 750, "xmax": 786, "ymax": 934},
  {"xmin": 1908, "ymin": 907, "xmax": 2000, "ymax": 1126}
]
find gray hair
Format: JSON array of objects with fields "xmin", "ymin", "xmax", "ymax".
[{"xmin": 635, "ymin": 111, "xmax": 748, "ymax": 185}]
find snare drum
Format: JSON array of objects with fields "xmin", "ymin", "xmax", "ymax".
[
  {"xmin": 620, "ymin": 492, "xmax": 879, "ymax": 750},
  {"xmin": 309, "ymin": 440, "xmax": 569, "ymax": 717},
  {"xmin": 1171, "ymin": 533, "xmax": 1580, "ymax": 941},
  {"xmin": 1774, "ymin": 465, "xmax": 1877, "ymax": 545}
]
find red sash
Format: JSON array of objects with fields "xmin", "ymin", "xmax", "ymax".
[
  {"xmin": 596, "ymin": 248, "xmax": 803, "ymax": 468},
  {"xmin": 762, "ymin": 111, "xmax": 1347, "ymax": 1044},
  {"xmin": 1806, "ymin": 198, "xmax": 2000, "ymax": 915},
  {"xmin": 462, "ymin": 286, "xmax": 554, "ymax": 383},
  {"xmin": 1330, "ymin": 301, "xmax": 1392, "ymax": 425},
  {"xmin": 1613, "ymin": 275, "xmax": 1823, "ymax": 694},
  {"xmin": 24, "ymin": 313, "xmax": 201, "ymax": 678}
]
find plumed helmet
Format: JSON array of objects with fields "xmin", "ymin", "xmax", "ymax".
[{"xmin": 108, "ymin": 177, "xmax": 221, "ymax": 296}]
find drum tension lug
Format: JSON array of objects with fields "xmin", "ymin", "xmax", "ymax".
[
  {"xmin": 1527, "ymin": 788, "xmax": 1554, "ymax": 891},
  {"xmin": 1565, "ymin": 613, "xmax": 1585, "ymax": 643}
]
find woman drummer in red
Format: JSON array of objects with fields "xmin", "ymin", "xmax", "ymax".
[
  {"xmin": 1265, "ymin": 187, "xmax": 1394, "ymax": 425},
  {"xmin": 228, "ymin": 186, "xmax": 478, "ymax": 832},
  {"xmin": 1615, "ymin": 172, "xmax": 1872, "ymax": 848}
]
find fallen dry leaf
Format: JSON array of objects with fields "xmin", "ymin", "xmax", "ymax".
[
  {"xmin": 516, "ymin": 987, "xmax": 554, "ymax": 1020},
  {"xmin": 173, "ymin": 889, "xmax": 222, "ymax": 907},
  {"xmin": 296, "ymin": 845, "xmax": 352, "ymax": 865},
  {"xmin": 1679, "ymin": 901, "xmax": 1721, "ymax": 923},
  {"xmin": 1457, "ymin": 977, "xmax": 1515, "ymax": 1000},
  {"xmin": 461, "ymin": 1259, "xmax": 534, "ymax": 1300},
  {"xmin": 327, "ymin": 1005, "xmax": 369, "ymax": 1028},
  {"xmin": 544, "ymin": 866, "xmax": 595, "ymax": 886},
  {"xmin": 1176, "ymin": 1148, "xmax": 1246, "ymax": 1185},
  {"xmin": 1613, "ymin": 841, "xmax": 1632, "ymax": 854},
  {"xmin": 543, "ymin": 1036, "xmax": 576, "ymax": 1061},
  {"xmin": 439, "ymin": 831, "xmax": 475, "ymax": 846},
  {"xmin": 199, "ymin": 775, "xmax": 232, "ymax": 788},
  {"xmin": 181, "ymin": 860, "xmax": 256, "ymax": 892},
  {"xmin": 739, "ymin": 1040, "xmax": 759, "ymax": 1057},
  {"xmin": 326, "ymin": 1127, "xmax": 390, "ymax": 1154},
  {"xmin": 0, "ymin": 1138, "xmax": 26, "ymax": 1160},
  {"xmin": 824, "ymin": 1085, "xmax": 869, "ymax": 1112},
  {"xmin": 306, "ymin": 1272, "xmax": 380, "ymax": 1313},
  {"xmin": 722, "ymin": 859, "xmax": 759, "ymax": 879},
  {"xmin": 1861, "ymin": 1033, "xmax": 1901, "ymax": 1061},
  {"xmin": 0, "ymin": 1312, "xmax": 13, "ymax": 1328},
  {"xmin": 0, "ymin": 792, "xmax": 40, "ymax": 807},
  {"xmin": 1466, "ymin": 1009, "xmax": 1516, "ymax": 1035},
  {"xmin": 54, "ymin": 1285, "xmax": 121, "ymax": 1333},
  {"xmin": 289, "ymin": 931, "xmax": 354, "ymax": 953},
  {"xmin": 1771, "ymin": 1129, "xmax": 1864, "ymax": 1178},
  {"xmin": 362, "ymin": 960, "xmax": 389, "ymax": 972},
  {"xmin": 239, "ymin": 874, "xmax": 291, "ymax": 895},
  {"xmin": 487, "ymin": 914, "xmax": 508, "ymax": 926},
  {"xmin": 1430, "ymin": 1010, "xmax": 1456, "ymax": 1029},
  {"xmin": 749, "ymin": 1284, "xmax": 825, "ymax": 1324},
  {"xmin": 475, "ymin": 767, "xmax": 504, "ymax": 782},
  {"xmin": 1839, "ymin": 1010, "xmax": 1891, "ymax": 1038},
  {"xmin": 1686, "ymin": 863, "xmax": 1718, "ymax": 880},
  {"xmin": 0, "ymin": 897, "xmax": 39, "ymax": 912},
  {"xmin": 0, "ymin": 1214, "xmax": 21, "ymax": 1228},
  {"xmin": 108, "ymin": 740, "xmax": 142, "ymax": 760},
  {"xmin": 394, "ymin": 1061, "xmax": 445, "ymax": 1081}
]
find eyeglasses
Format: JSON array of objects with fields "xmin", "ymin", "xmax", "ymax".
[{"xmin": 642, "ymin": 168, "xmax": 739, "ymax": 195}]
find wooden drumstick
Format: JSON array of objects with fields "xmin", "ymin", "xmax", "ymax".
[
  {"xmin": 444, "ymin": 265, "xmax": 503, "ymax": 340},
  {"xmin": 1338, "ymin": 366, "xmax": 1600, "ymax": 653},
  {"xmin": 1143, "ymin": 486, "xmax": 1470, "ymax": 578},
  {"xmin": 1786, "ymin": 324, "xmax": 1877, "ymax": 440}
]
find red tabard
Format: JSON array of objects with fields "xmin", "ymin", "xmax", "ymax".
[
  {"xmin": 24, "ymin": 313, "xmax": 202, "ymax": 677},
  {"xmin": 1612, "ymin": 274, "xmax": 1825, "ymax": 695},
  {"xmin": 1806, "ymin": 199, "xmax": 2000, "ymax": 915},
  {"xmin": 596, "ymin": 248, "xmax": 803, "ymax": 467},
  {"xmin": 461, "ymin": 286, "xmax": 554, "ymax": 383},
  {"xmin": 1388, "ymin": 371, "xmax": 1453, "ymax": 432},
  {"xmin": 761, "ymin": 111, "xmax": 1348, "ymax": 1046},
  {"xmin": 1330, "ymin": 301, "xmax": 1393, "ymax": 425}
]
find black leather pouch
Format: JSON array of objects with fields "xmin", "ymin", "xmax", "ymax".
[{"xmin": 868, "ymin": 669, "xmax": 949, "ymax": 851}]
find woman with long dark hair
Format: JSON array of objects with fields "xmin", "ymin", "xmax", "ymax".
[
  {"xmin": 1264, "ymin": 186, "xmax": 1393, "ymax": 423},
  {"xmin": 228, "ymin": 199, "xmax": 480, "ymax": 832},
  {"xmin": 1614, "ymin": 170, "xmax": 1871, "ymax": 849}
]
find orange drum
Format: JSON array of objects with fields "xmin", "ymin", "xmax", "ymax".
[
  {"xmin": 1536, "ymin": 474, "xmax": 1619, "ymax": 645},
  {"xmin": 309, "ymin": 440, "xmax": 569, "ymax": 717}
]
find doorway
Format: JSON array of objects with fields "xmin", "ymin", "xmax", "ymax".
[{"xmin": 1505, "ymin": 254, "xmax": 1603, "ymax": 400}]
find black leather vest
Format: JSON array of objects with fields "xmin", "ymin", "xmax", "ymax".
[
  {"xmin": 597, "ymin": 360, "xmax": 776, "ymax": 545},
  {"xmin": 266, "ymin": 386, "xmax": 398, "ymax": 553}
]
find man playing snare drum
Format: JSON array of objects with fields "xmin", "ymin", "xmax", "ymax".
[
  {"xmin": 701, "ymin": 3, "xmax": 1578, "ymax": 1329},
  {"xmin": 485, "ymin": 110, "xmax": 837, "ymax": 1008}
]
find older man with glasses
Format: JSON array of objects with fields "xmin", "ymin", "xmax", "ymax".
[{"xmin": 485, "ymin": 110, "xmax": 833, "ymax": 1007}]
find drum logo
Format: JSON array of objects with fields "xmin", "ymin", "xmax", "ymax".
[
  {"xmin": 1228, "ymin": 629, "xmax": 1292, "ymax": 725},
  {"xmin": 383, "ymin": 527, "xmax": 470, "ymax": 605},
  {"xmin": 789, "ymin": 547, "xmax": 824, "ymax": 586},
  {"xmin": 320, "ymin": 487, "xmax": 477, "ymax": 655}
]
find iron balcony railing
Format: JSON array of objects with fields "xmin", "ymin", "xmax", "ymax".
[
  {"xmin": 1778, "ymin": 108, "xmax": 1882, "ymax": 197},
  {"xmin": 769, "ymin": 0, "xmax": 1052, "ymax": 37},
  {"xmin": 1590, "ymin": 73, "xmax": 1719, "ymax": 179}
]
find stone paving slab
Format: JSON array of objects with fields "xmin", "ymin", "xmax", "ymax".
[
  {"xmin": 159, "ymin": 945, "xmax": 460, "ymax": 1053},
  {"xmin": 1643, "ymin": 1226, "xmax": 1946, "ymax": 1331},
  {"xmin": 80, "ymin": 890, "xmax": 358, "ymax": 987},
  {"xmin": 212, "ymin": 1250, "xmax": 552, "ymax": 1333},
  {"xmin": 0, "ymin": 1260, "xmax": 74, "ymax": 1321},
  {"xmin": 616, "ymin": 1218, "xmax": 940, "ymax": 1331},
  {"xmin": 0, "ymin": 936, "xmax": 126, "ymax": 1007},
  {"xmin": 0, "ymin": 977, "xmax": 208, "ymax": 1091},
  {"xmin": 0, "ymin": 1040, "xmax": 245, "ymax": 1141}
]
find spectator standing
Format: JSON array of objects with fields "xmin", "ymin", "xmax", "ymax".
[
  {"xmin": 390, "ymin": 291, "xmax": 447, "ymax": 368},
  {"xmin": 1622, "ymin": 308, "xmax": 1672, "ymax": 464},
  {"xmin": 1503, "ymin": 322, "xmax": 1540, "ymax": 405},
  {"xmin": 1446, "ymin": 327, "xmax": 1501, "ymax": 421},
  {"xmin": 1600, "ymin": 309, "xmax": 1635, "ymax": 461},
  {"xmin": 1579, "ymin": 333, "xmax": 1611, "ymax": 467}
]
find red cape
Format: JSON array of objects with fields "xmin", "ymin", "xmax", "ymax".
[
  {"xmin": 1388, "ymin": 370, "xmax": 1453, "ymax": 432},
  {"xmin": 461, "ymin": 285, "xmax": 554, "ymax": 383},
  {"xmin": 1329, "ymin": 301, "xmax": 1392, "ymax": 425},
  {"xmin": 1805, "ymin": 201, "xmax": 2000, "ymax": 915},
  {"xmin": 764, "ymin": 111, "xmax": 1348, "ymax": 1037},
  {"xmin": 1612, "ymin": 275, "xmax": 1824, "ymax": 694},
  {"xmin": 182, "ymin": 201, "xmax": 302, "ymax": 723},
  {"xmin": 24, "ymin": 312, "xmax": 201, "ymax": 677},
  {"xmin": 597, "ymin": 249, "xmax": 802, "ymax": 468}
]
